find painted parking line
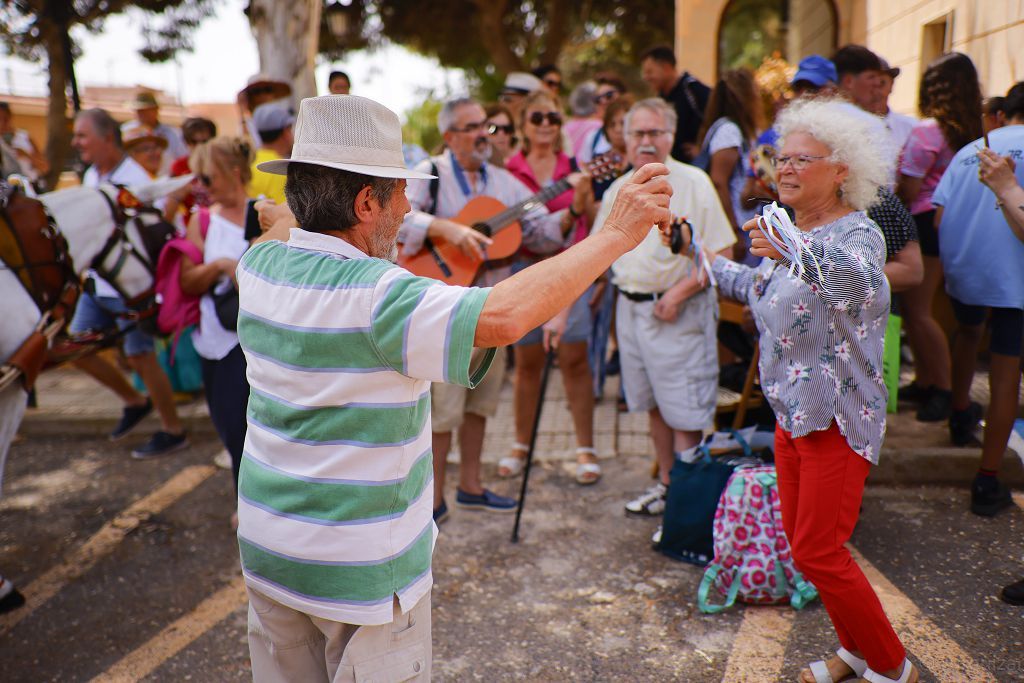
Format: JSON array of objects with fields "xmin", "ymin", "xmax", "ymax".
[
  {"xmin": 0, "ymin": 464, "xmax": 216, "ymax": 638},
  {"xmin": 91, "ymin": 576, "xmax": 247, "ymax": 682},
  {"xmin": 850, "ymin": 545, "xmax": 997, "ymax": 682},
  {"xmin": 719, "ymin": 607, "xmax": 794, "ymax": 682}
]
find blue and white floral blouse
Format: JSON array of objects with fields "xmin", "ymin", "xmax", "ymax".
[{"xmin": 712, "ymin": 211, "xmax": 890, "ymax": 464}]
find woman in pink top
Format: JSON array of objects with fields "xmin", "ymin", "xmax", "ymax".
[
  {"xmin": 895, "ymin": 52, "xmax": 983, "ymax": 423},
  {"xmin": 501, "ymin": 89, "xmax": 602, "ymax": 485}
]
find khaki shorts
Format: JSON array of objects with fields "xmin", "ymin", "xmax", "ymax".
[
  {"xmin": 247, "ymin": 587, "xmax": 431, "ymax": 683},
  {"xmin": 616, "ymin": 287, "xmax": 719, "ymax": 432},
  {"xmin": 431, "ymin": 348, "xmax": 506, "ymax": 432}
]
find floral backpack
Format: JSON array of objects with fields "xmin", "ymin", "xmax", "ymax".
[{"xmin": 697, "ymin": 465, "xmax": 818, "ymax": 613}]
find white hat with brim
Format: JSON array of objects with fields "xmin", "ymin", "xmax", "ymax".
[{"xmin": 256, "ymin": 94, "xmax": 435, "ymax": 180}]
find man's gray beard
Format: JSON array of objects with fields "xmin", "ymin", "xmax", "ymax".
[
  {"xmin": 470, "ymin": 142, "xmax": 492, "ymax": 165},
  {"xmin": 369, "ymin": 213, "xmax": 401, "ymax": 263}
]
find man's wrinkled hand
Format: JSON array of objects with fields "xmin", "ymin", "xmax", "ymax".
[
  {"xmin": 254, "ymin": 199, "xmax": 297, "ymax": 243},
  {"xmin": 601, "ymin": 163, "xmax": 673, "ymax": 248}
]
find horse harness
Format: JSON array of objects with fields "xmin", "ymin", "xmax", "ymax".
[{"xmin": 0, "ymin": 183, "xmax": 170, "ymax": 393}]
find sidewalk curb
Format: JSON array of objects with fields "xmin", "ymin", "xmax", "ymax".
[
  {"xmin": 20, "ymin": 412, "xmax": 1024, "ymax": 487},
  {"xmin": 19, "ymin": 413, "xmax": 219, "ymax": 439},
  {"xmin": 870, "ymin": 447, "xmax": 1024, "ymax": 486}
]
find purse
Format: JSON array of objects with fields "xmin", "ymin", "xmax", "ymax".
[{"xmin": 211, "ymin": 282, "xmax": 239, "ymax": 331}]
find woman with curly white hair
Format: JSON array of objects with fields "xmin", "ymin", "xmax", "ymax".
[{"xmin": 710, "ymin": 98, "xmax": 918, "ymax": 683}]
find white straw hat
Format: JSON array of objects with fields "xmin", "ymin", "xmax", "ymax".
[{"xmin": 257, "ymin": 95, "xmax": 436, "ymax": 180}]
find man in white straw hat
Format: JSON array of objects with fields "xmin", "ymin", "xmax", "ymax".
[{"xmin": 235, "ymin": 93, "xmax": 673, "ymax": 682}]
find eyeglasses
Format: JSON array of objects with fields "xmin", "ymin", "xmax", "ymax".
[
  {"xmin": 543, "ymin": 78, "xmax": 563, "ymax": 92},
  {"xmin": 487, "ymin": 123, "xmax": 515, "ymax": 136},
  {"xmin": 197, "ymin": 174, "xmax": 212, "ymax": 187},
  {"xmin": 771, "ymin": 154, "xmax": 829, "ymax": 171},
  {"xmin": 594, "ymin": 91, "xmax": 618, "ymax": 105},
  {"xmin": 528, "ymin": 111, "xmax": 562, "ymax": 127},
  {"xmin": 449, "ymin": 120, "xmax": 487, "ymax": 134},
  {"xmin": 627, "ymin": 129, "xmax": 670, "ymax": 141}
]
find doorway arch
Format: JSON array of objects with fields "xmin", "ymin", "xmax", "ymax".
[{"xmin": 717, "ymin": 0, "xmax": 838, "ymax": 74}]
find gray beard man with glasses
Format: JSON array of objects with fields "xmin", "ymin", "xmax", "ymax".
[{"xmin": 592, "ymin": 97, "xmax": 737, "ymax": 524}]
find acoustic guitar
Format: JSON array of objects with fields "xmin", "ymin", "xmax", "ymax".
[{"xmin": 398, "ymin": 153, "xmax": 625, "ymax": 286}]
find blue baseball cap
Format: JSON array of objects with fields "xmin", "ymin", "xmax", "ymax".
[{"xmin": 791, "ymin": 55, "xmax": 837, "ymax": 88}]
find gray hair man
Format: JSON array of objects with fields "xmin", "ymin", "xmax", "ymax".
[
  {"xmin": 238, "ymin": 94, "xmax": 672, "ymax": 682},
  {"xmin": 400, "ymin": 96, "xmax": 593, "ymax": 522},
  {"xmin": 68, "ymin": 108, "xmax": 187, "ymax": 459},
  {"xmin": 593, "ymin": 97, "xmax": 737, "ymax": 519}
]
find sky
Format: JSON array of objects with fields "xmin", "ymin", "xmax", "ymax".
[{"xmin": 1, "ymin": 0, "xmax": 467, "ymax": 121}]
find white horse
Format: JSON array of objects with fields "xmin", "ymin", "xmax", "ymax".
[{"xmin": 0, "ymin": 175, "xmax": 190, "ymax": 609}]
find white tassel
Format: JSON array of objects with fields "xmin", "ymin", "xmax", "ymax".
[{"xmin": 757, "ymin": 202, "xmax": 826, "ymax": 291}]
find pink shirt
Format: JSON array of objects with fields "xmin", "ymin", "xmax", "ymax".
[
  {"xmin": 506, "ymin": 150, "xmax": 587, "ymax": 247},
  {"xmin": 899, "ymin": 119, "xmax": 954, "ymax": 215}
]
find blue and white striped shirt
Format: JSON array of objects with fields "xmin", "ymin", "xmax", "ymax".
[{"xmin": 712, "ymin": 212, "xmax": 890, "ymax": 464}]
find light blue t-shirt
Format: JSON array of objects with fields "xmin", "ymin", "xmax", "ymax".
[{"xmin": 932, "ymin": 124, "xmax": 1024, "ymax": 309}]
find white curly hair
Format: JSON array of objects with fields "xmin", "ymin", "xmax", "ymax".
[{"xmin": 774, "ymin": 97, "xmax": 895, "ymax": 211}]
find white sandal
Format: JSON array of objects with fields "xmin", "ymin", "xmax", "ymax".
[
  {"xmin": 803, "ymin": 647, "xmax": 867, "ymax": 683},
  {"xmin": 497, "ymin": 443, "xmax": 529, "ymax": 478},
  {"xmin": 574, "ymin": 446, "xmax": 601, "ymax": 485},
  {"xmin": 862, "ymin": 660, "xmax": 918, "ymax": 683}
]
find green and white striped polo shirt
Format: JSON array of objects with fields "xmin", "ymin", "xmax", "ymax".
[{"xmin": 235, "ymin": 228, "xmax": 493, "ymax": 625}]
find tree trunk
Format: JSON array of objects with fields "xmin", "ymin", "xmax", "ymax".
[
  {"xmin": 41, "ymin": 18, "xmax": 70, "ymax": 189},
  {"xmin": 539, "ymin": 0, "xmax": 571, "ymax": 67},
  {"xmin": 472, "ymin": 0, "xmax": 523, "ymax": 75},
  {"xmin": 247, "ymin": 0, "xmax": 322, "ymax": 103}
]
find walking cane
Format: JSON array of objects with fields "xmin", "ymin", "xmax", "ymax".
[{"xmin": 511, "ymin": 348, "xmax": 556, "ymax": 543}]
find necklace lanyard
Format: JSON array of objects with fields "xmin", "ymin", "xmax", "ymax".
[{"xmin": 450, "ymin": 152, "xmax": 486, "ymax": 198}]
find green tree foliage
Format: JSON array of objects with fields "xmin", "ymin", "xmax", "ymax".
[
  {"xmin": 0, "ymin": 0, "xmax": 215, "ymax": 186},
  {"xmin": 718, "ymin": 0, "xmax": 786, "ymax": 72},
  {"xmin": 401, "ymin": 98, "xmax": 443, "ymax": 155},
  {"xmin": 330, "ymin": 0, "xmax": 674, "ymax": 99}
]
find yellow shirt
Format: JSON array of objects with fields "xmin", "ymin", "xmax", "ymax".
[
  {"xmin": 593, "ymin": 157, "xmax": 736, "ymax": 294},
  {"xmin": 248, "ymin": 148, "xmax": 287, "ymax": 205}
]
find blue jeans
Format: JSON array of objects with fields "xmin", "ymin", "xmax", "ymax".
[{"xmin": 69, "ymin": 291, "xmax": 155, "ymax": 357}]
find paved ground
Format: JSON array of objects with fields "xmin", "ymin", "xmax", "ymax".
[{"xmin": 2, "ymin": 367, "xmax": 1024, "ymax": 681}]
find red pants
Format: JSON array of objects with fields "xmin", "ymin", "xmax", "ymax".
[{"xmin": 775, "ymin": 423, "xmax": 906, "ymax": 672}]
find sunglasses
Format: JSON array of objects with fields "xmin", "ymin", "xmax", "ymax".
[
  {"xmin": 487, "ymin": 123, "xmax": 515, "ymax": 136},
  {"xmin": 594, "ymin": 90, "xmax": 618, "ymax": 105},
  {"xmin": 528, "ymin": 111, "xmax": 562, "ymax": 127},
  {"xmin": 449, "ymin": 121, "xmax": 487, "ymax": 134},
  {"xmin": 543, "ymin": 78, "xmax": 563, "ymax": 92},
  {"xmin": 197, "ymin": 173, "xmax": 212, "ymax": 187}
]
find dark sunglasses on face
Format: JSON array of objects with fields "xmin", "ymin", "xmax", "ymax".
[
  {"xmin": 544, "ymin": 78, "xmax": 563, "ymax": 92},
  {"xmin": 197, "ymin": 174, "xmax": 212, "ymax": 187},
  {"xmin": 594, "ymin": 91, "xmax": 618, "ymax": 105},
  {"xmin": 449, "ymin": 121, "xmax": 487, "ymax": 134},
  {"xmin": 528, "ymin": 111, "xmax": 562, "ymax": 127},
  {"xmin": 487, "ymin": 123, "xmax": 515, "ymax": 136}
]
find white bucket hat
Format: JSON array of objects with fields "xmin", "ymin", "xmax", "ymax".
[{"xmin": 257, "ymin": 95, "xmax": 435, "ymax": 180}]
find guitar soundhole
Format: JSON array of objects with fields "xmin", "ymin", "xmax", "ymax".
[{"xmin": 473, "ymin": 223, "xmax": 492, "ymax": 237}]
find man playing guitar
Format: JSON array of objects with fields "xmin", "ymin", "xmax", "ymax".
[{"xmin": 400, "ymin": 96, "xmax": 591, "ymax": 522}]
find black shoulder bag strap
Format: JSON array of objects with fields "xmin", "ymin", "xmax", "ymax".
[{"xmin": 428, "ymin": 161, "xmax": 440, "ymax": 215}]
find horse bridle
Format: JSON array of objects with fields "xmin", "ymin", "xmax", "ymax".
[{"xmin": 91, "ymin": 187, "xmax": 160, "ymax": 326}]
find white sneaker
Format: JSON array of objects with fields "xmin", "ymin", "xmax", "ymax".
[
  {"xmin": 651, "ymin": 525, "xmax": 663, "ymax": 546},
  {"xmin": 213, "ymin": 449, "xmax": 232, "ymax": 470},
  {"xmin": 625, "ymin": 482, "xmax": 667, "ymax": 516}
]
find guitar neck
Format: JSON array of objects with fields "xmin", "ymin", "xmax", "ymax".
[{"xmin": 482, "ymin": 178, "xmax": 572, "ymax": 234}]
